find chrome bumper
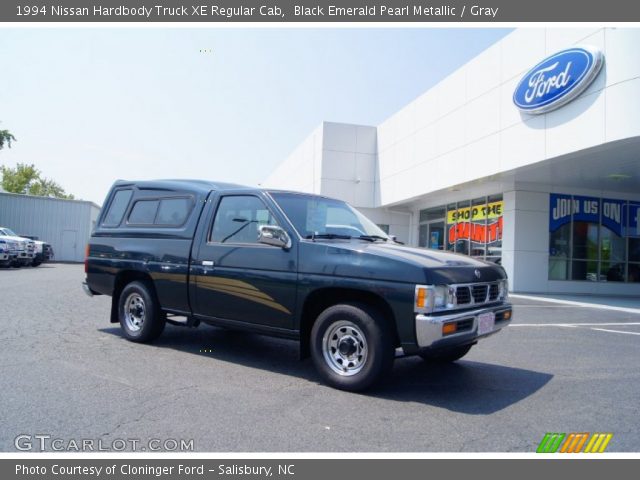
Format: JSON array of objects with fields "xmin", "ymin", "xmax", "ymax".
[
  {"xmin": 81, "ymin": 281, "xmax": 94, "ymax": 297},
  {"xmin": 415, "ymin": 304, "xmax": 512, "ymax": 348}
]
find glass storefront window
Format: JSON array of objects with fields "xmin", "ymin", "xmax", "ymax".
[
  {"xmin": 571, "ymin": 260, "xmax": 599, "ymax": 281},
  {"xmin": 548, "ymin": 194, "xmax": 639, "ymax": 283},
  {"xmin": 628, "ymin": 263, "xmax": 640, "ymax": 283},
  {"xmin": 419, "ymin": 195, "xmax": 503, "ymax": 263},
  {"xmin": 572, "ymin": 222, "xmax": 598, "ymax": 260}
]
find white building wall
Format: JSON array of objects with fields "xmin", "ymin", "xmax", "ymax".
[
  {"xmin": 358, "ymin": 207, "xmax": 411, "ymax": 245},
  {"xmin": 376, "ymin": 28, "xmax": 640, "ymax": 207},
  {"xmin": 263, "ymin": 124, "xmax": 323, "ymax": 194},
  {"xmin": 320, "ymin": 123, "xmax": 377, "ymax": 209}
]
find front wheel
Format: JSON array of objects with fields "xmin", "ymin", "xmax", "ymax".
[
  {"xmin": 310, "ymin": 303, "xmax": 394, "ymax": 392},
  {"xmin": 118, "ymin": 281, "xmax": 166, "ymax": 343}
]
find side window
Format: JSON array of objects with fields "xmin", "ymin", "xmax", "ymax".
[
  {"xmin": 210, "ymin": 196, "xmax": 279, "ymax": 244},
  {"xmin": 128, "ymin": 200, "xmax": 159, "ymax": 225},
  {"xmin": 102, "ymin": 189, "xmax": 133, "ymax": 227},
  {"xmin": 156, "ymin": 198, "xmax": 192, "ymax": 226}
]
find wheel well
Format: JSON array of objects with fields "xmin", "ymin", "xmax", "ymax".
[
  {"xmin": 110, "ymin": 270, "xmax": 155, "ymax": 323},
  {"xmin": 299, "ymin": 288, "xmax": 399, "ymax": 358}
]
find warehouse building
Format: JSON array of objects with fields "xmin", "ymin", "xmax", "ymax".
[
  {"xmin": 264, "ymin": 28, "xmax": 640, "ymax": 295},
  {"xmin": 0, "ymin": 192, "xmax": 100, "ymax": 262}
]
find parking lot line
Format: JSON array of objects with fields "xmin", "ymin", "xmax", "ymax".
[
  {"xmin": 510, "ymin": 322, "xmax": 640, "ymax": 327},
  {"xmin": 589, "ymin": 328, "xmax": 640, "ymax": 336}
]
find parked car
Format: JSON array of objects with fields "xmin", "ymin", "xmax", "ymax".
[
  {"xmin": 0, "ymin": 227, "xmax": 35, "ymax": 267},
  {"xmin": 0, "ymin": 228, "xmax": 51, "ymax": 266},
  {"xmin": 83, "ymin": 180, "xmax": 512, "ymax": 391},
  {"xmin": 0, "ymin": 238, "xmax": 18, "ymax": 267},
  {"xmin": 19, "ymin": 235, "xmax": 54, "ymax": 266}
]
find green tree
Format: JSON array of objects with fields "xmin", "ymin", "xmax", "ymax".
[
  {"xmin": 0, "ymin": 163, "xmax": 74, "ymax": 199},
  {"xmin": 0, "ymin": 128, "xmax": 16, "ymax": 150}
]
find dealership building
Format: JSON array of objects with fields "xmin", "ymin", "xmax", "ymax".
[{"xmin": 264, "ymin": 28, "xmax": 640, "ymax": 295}]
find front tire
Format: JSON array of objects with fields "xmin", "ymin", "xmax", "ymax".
[
  {"xmin": 118, "ymin": 281, "xmax": 165, "ymax": 343},
  {"xmin": 311, "ymin": 303, "xmax": 394, "ymax": 392}
]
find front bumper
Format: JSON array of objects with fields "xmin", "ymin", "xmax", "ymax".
[{"xmin": 415, "ymin": 303, "xmax": 512, "ymax": 349}]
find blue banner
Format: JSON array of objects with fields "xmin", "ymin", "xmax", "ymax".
[
  {"xmin": 549, "ymin": 194, "xmax": 626, "ymax": 236},
  {"xmin": 549, "ymin": 193, "xmax": 574, "ymax": 232},
  {"xmin": 624, "ymin": 203, "xmax": 640, "ymax": 238}
]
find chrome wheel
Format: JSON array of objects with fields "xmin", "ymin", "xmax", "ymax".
[
  {"xmin": 124, "ymin": 293, "xmax": 146, "ymax": 332},
  {"xmin": 322, "ymin": 320, "xmax": 368, "ymax": 376}
]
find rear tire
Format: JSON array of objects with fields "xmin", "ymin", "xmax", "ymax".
[
  {"xmin": 310, "ymin": 303, "xmax": 394, "ymax": 392},
  {"xmin": 118, "ymin": 281, "xmax": 165, "ymax": 343},
  {"xmin": 419, "ymin": 344, "xmax": 472, "ymax": 363}
]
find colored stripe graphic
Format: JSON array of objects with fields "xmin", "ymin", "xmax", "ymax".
[
  {"xmin": 584, "ymin": 433, "xmax": 613, "ymax": 453},
  {"xmin": 537, "ymin": 433, "xmax": 565, "ymax": 453},
  {"xmin": 537, "ymin": 433, "xmax": 613, "ymax": 453},
  {"xmin": 560, "ymin": 433, "xmax": 588, "ymax": 453}
]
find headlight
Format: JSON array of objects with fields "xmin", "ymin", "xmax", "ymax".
[
  {"xmin": 433, "ymin": 285, "xmax": 448, "ymax": 309},
  {"xmin": 415, "ymin": 285, "xmax": 454, "ymax": 313},
  {"xmin": 499, "ymin": 279, "xmax": 509, "ymax": 300}
]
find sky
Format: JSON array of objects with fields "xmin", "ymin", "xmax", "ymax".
[{"xmin": 0, "ymin": 27, "xmax": 511, "ymax": 205}]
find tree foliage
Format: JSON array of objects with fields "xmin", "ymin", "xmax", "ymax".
[
  {"xmin": 0, "ymin": 163, "xmax": 75, "ymax": 199},
  {"xmin": 0, "ymin": 129, "xmax": 16, "ymax": 150}
]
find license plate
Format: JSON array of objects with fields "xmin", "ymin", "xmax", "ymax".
[{"xmin": 477, "ymin": 312, "xmax": 496, "ymax": 336}]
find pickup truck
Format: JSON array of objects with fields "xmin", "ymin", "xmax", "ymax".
[
  {"xmin": 83, "ymin": 180, "xmax": 512, "ymax": 391},
  {"xmin": 0, "ymin": 238, "xmax": 17, "ymax": 267},
  {"xmin": 0, "ymin": 227, "xmax": 35, "ymax": 267}
]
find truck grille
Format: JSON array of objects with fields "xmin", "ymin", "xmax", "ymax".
[{"xmin": 455, "ymin": 282, "xmax": 501, "ymax": 306}]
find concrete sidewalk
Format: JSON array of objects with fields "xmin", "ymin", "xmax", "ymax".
[{"xmin": 510, "ymin": 293, "xmax": 640, "ymax": 314}]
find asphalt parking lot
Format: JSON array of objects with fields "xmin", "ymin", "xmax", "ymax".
[{"xmin": 1, "ymin": 264, "xmax": 638, "ymax": 452}]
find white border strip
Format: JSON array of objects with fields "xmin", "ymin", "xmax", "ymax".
[
  {"xmin": 0, "ymin": 452, "xmax": 639, "ymax": 459},
  {"xmin": 510, "ymin": 294, "xmax": 640, "ymax": 315}
]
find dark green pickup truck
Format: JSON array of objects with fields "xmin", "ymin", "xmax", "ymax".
[{"xmin": 83, "ymin": 179, "xmax": 512, "ymax": 391}]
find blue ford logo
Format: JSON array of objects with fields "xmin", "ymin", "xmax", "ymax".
[{"xmin": 513, "ymin": 46, "xmax": 604, "ymax": 114}]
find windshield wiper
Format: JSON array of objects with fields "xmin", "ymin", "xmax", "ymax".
[
  {"xmin": 305, "ymin": 233, "xmax": 352, "ymax": 241},
  {"xmin": 358, "ymin": 235, "xmax": 387, "ymax": 242}
]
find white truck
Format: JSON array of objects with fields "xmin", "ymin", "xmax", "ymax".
[{"xmin": 0, "ymin": 227, "xmax": 40, "ymax": 267}]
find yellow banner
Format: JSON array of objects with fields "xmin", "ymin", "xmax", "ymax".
[{"xmin": 447, "ymin": 201, "xmax": 503, "ymax": 224}]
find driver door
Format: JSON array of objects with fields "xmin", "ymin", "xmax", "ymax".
[{"xmin": 192, "ymin": 194, "xmax": 298, "ymax": 330}]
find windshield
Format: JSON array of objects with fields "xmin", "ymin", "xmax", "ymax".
[
  {"xmin": 270, "ymin": 193, "xmax": 389, "ymax": 240},
  {"xmin": 0, "ymin": 228, "xmax": 17, "ymax": 236}
]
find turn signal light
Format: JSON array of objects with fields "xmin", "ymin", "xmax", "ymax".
[
  {"xmin": 416, "ymin": 287, "xmax": 426, "ymax": 309},
  {"xmin": 442, "ymin": 323, "xmax": 457, "ymax": 335},
  {"xmin": 503, "ymin": 310, "xmax": 512, "ymax": 320}
]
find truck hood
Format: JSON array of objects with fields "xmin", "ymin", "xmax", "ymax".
[
  {"xmin": 0, "ymin": 235, "xmax": 29, "ymax": 244},
  {"xmin": 298, "ymin": 240, "xmax": 506, "ymax": 284}
]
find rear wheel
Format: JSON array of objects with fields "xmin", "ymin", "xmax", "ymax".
[
  {"xmin": 311, "ymin": 303, "xmax": 394, "ymax": 392},
  {"xmin": 118, "ymin": 281, "xmax": 165, "ymax": 343},
  {"xmin": 419, "ymin": 344, "xmax": 472, "ymax": 363}
]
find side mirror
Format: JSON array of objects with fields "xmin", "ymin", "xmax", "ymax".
[{"xmin": 258, "ymin": 225, "xmax": 292, "ymax": 250}]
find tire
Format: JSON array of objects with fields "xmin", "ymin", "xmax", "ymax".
[
  {"xmin": 118, "ymin": 280, "xmax": 166, "ymax": 343},
  {"xmin": 419, "ymin": 344, "xmax": 472, "ymax": 363},
  {"xmin": 310, "ymin": 303, "xmax": 394, "ymax": 392},
  {"xmin": 32, "ymin": 261, "xmax": 42, "ymax": 267}
]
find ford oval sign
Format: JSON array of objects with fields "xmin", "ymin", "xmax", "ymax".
[{"xmin": 513, "ymin": 46, "xmax": 604, "ymax": 114}]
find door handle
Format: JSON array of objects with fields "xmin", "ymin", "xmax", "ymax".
[{"xmin": 201, "ymin": 260, "xmax": 214, "ymax": 267}]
